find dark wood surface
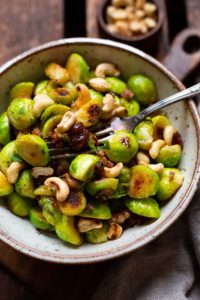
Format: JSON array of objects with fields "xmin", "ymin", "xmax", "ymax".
[{"xmin": 0, "ymin": 0, "xmax": 199, "ymax": 299}]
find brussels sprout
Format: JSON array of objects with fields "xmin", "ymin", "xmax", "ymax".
[
  {"xmin": 86, "ymin": 178, "xmax": 119, "ymax": 196},
  {"xmin": 42, "ymin": 114, "xmax": 62, "ymax": 138},
  {"xmin": 0, "ymin": 112, "xmax": 11, "ymax": 145},
  {"xmin": 125, "ymin": 197, "xmax": 160, "ymax": 218},
  {"xmin": 157, "ymin": 168, "xmax": 184, "ymax": 201},
  {"xmin": 34, "ymin": 185, "xmax": 54, "ymax": 197},
  {"xmin": 85, "ymin": 222, "xmax": 109, "ymax": 244},
  {"xmin": 15, "ymin": 169, "xmax": 35, "ymax": 199},
  {"xmin": 7, "ymin": 98, "xmax": 36, "ymax": 130},
  {"xmin": 0, "ymin": 170, "xmax": 13, "ymax": 196},
  {"xmin": 69, "ymin": 154, "xmax": 99, "ymax": 181},
  {"xmin": 39, "ymin": 197, "xmax": 62, "ymax": 225},
  {"xmin": 105, "ymin": 77, "xmax": 126, "ymax": 94},
  {"xmin": 134, "ymin": 120, "xmax": 153, "ymax": 150},
  {"xmin": 44, "ymin": 62, "xmax": 69, "ymax": 85},
  {"xmin": 127, "ymin": 74, "xmax": 157, "ymax": 105},
  {"xmin": 75, "ymin": 98, "xmax": 102, "ymax": 127},
  {"xmin": 55, "ymin": 215, "xmax": 83, "ymax": 246},
  {"xmin": 34, "ymin": 80, "xmax": 48, "ymax": 95},
  {"xmin": 89, "ymin": 89, "xmax": 103, "ymax": 101},
  {"xmin": 9, "ymin": 82, "xmax": 35, "ymax": 101},
  {"xmin": 105, "ymin": 130, "xmax": 138, "ymax": 163},
  {"xmin": 156, "ymin": 145, "xmax": 182, "ymax": 167},
  {"xmin": 29, "ymin": 207, "xmax": 54, "ymax": 230},
  {"xmin": 66, "ymin": 53, "xmax": 90, "ymax": 84},
  {"xmin": 47, "ymin": 81, "xmax": 78, "ymax": 105},
  {"xmin": 41, "ymin": 104, "xmax": 70, "ymax": 122},
  {"xmin": 129, "ymin": 165, "xmax": 159, "ymax": 198},
  {"xmin": 7, "ymin": 192, "xmax": 34, "ymax": 217},
  {"xmin": 80, "ymin": 201, "xmax": 111, "ymax": 220},
  {"xmin": 120, "ymin": 98, "xmax": 140, "ymax": 117},
  {"xmin": 16, "ymin": 134, "xmax": 49, "ymax": 166},
  {"xmin": 59, "ymin": 190, "xmax": 86, "ymax": 216},
  {"xmin": 152, "ymin": 115, "xmax": 170, "ymax": 139},
  {"xmin": 118, "ymin": 167, "xmax": 131, "ymax": 183},
  {"xmin": 0, "ymin": 141, "xmax": 18, "ymax": 174}
]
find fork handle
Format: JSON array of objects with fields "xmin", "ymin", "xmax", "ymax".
[{"xmin": 132, "ymin": 82, "xmax": 200, "ymax": 124}]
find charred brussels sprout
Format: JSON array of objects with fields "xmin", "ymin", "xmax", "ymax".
[
  {"xmin": 125, "ymin": 197, "xmax": 160, "ymax": 218},
  {"xmin": 127, "ymin": 74, "xmax": 157, "ymax": 105},
  {"xmin": 105, "ymin": 130, "xmax": 138, "ymax": 163},
  {"xmin": 44, "ymin": 62, "xmax": 69, "ymax": 85},
  {"xmin": 105, "ymin": 77, "xmax": 126, "ymax": 94},
  {"xmin": 80, "ymin": 201, "xmax": 111, "ymax": 220},
  {"xmin": 16, "ymin": 134, "xmax": 49, "ymax": 166},
  {"xmin": 7, "ymin": 98, "xmax": 36, "ymax": 130},
  {"xmin": 157, "ymin": 168, "xmax": 184, "ymax": 201},
  {"xmin": 55, "ymin": 215, "xmax": 83, "ymax": 246},
  {"xmin": 47, "ymin": 81, "xmax": 78, "ymax": 105},
  {"xmin": 41, "ymin": 104, "xmax": 70, "ymax": 122},
  {"xmin": 0, "ymin": 170, "xmax": 13, "ymax": 196},
  {"xmin": 42, "ymin": 114, "xmax": 62, "ymax": 138},
  {"xmin": 9, "ymin": 82, "xmax": 35, "ymax": 101},
  {"xmin": 7, "ymin": 192, "xmax": 34, "ymax": 217},
  {"xmin": 156, "ymin": 145, "xmax": 182, "ymax": 167},
  {"xmin": 85, "ymin": 222, "xmax": 109, "ymax": 244},
  {"xmin": 0, "ymin": 112, "xmax": 11, "ymax": 145},
  {"xmin": 59, "ymin": 190, "xmax": 86, "ymax": 216},
  {"xmin": 15, "ymin": 169, "xmax": 35, "ymax": 199},
  {"xmin": 129, "ymin": 165, "xmax": 159, "ymax": 198},
  {"xmin": 29, "ymin": 207, "xmax": 54, "ymax": 230},
  {"xmin": 134, "ymin": 120, "xmax": 153, "ymax": 150},
  {"xmin": 86, "ymin": 178, "xmax": 119, "ymax": 195},
  {"xmin": 39, "ymin": 197, "xmax": 62, "ymax": 226},
  {"xmin": 75, "ymin": 98, "xmax": 102, "ymax": 127},
  {"xmin": 69, "ymin": 154, "xmax": 99, "ymax": 181},
  {"xmin": 66, "ymin": 53, "xmax": 90, "ymax": 84}
]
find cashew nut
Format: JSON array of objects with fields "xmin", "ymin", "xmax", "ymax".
[
  {"xmin": 107, "ymin": 223, "xmax": 123, "ymax": 240},
  {"xmin": 111, "ymin": 210, "xmax": 131, "ymax": 224},
  {"xmin": 33, "ymin": 94, "xmax": 54, "ymax": 118},
  {"xmin": 56, "ymin": 111, "xmax": 76, "ymax": 133},
  {"xmin": 144, "ymin": 2, "xmax": 157, "ymax": 16},
  {"xmin": 112, "ymin": 0, "xmax": 133, "ymax": 7},
  {"xmin": 89, "ymin": 78, "xmax": 110, "ymax": 92},
  {"xmin": 44, "ymin": 177, "xmax": 70, "ymax": 202},
  {"xmin": 95, "ymin": 63, "xmax": 120, "ymax": 78},
  {"xmin": 32, "ymin": 167, "xmax": 54, "ymax": 179},
  {"xmin": 64, "ymin": 173, "xmax": 80, "ymax": 189},
  {"xmin": 77, "ymin": 218, "xmax": 102, "ymax": 233},
  {"xmin": 115, "ymin": 20, "xmax": 132, "ymax": 36},
  {"xmin": 6, "ymin": 162, "xmax": 24, "ymax": 184},
  {"xmin": 149, "ymin": 139, "xmax": 165, "ymax": 159},
  {"xmin": 104, "ymin": 162, "xmax": 123, "ymax": 178},
  {"xmin": 148, "ymin": 163, "xmax": 164, "ymax": 173},
  {"xmin": 144, "ymin": 17, "xmax": 157, "ymax": 29},
  {"xmin": 106, "ymin": 24, "xmax": 118, "ymax": 35},
  {"xmin": 102, "ymin": 93, "xmax": 115, "ymax": 113},
  {"xmin": 136, "ymin": 151, "xmax": 150, "ymax": 165},
  {"xmin": 163, "ymin": 125, "xmax": 176, "ymax": 146},
  {"xmin": 71, "ymin": 84, "xmax": 90, "ymax": 111},
  {"xmin": 113, "ymin": 105, "xmax": 127, "ymax": 117},
  {"xmin": 135, "ymin": 0, "xmax": 145, "ymax": 9}
]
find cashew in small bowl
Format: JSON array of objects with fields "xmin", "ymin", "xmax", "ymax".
[
  {"xmin": 32, "ymin": 167, "xmax": 54, "ymax": 179},
  {"xmin": 44, "ymin": 177, "xmax": 70, "ymax": 202},
  {"xmin": 95, "ymin": 63, "xmax": 120, "ymax": 78},
  {"xmin": 6, "ymin": 162, "xmax": 24, "ymax": 184}
]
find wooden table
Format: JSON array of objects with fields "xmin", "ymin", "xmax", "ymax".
[{"xmin": 0, "ymin": 0, "xmax": 199, "ymax": 299}]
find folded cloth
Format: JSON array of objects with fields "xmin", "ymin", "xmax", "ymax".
[{"xmin": 92, "ymin": 189, "xmax": 200, "ymax": 300}]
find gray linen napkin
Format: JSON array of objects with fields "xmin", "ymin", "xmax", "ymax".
[{"xmin": 92, "ymin": 189, "xmax": 200, "ymax": 300}]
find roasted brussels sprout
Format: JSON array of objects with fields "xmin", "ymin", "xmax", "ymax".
[
  {"xmin": 34, "ymin": 185, "xmax": 54, "ymax": 197},
  {"xmin": 9, "ymin": 82, "xmax": 35, "ymax": 101},
  {"xmin": 59, "ymin": 190, "xmax": 86, "ymax": 216},
  {"xmin": 45, "ymin": 62, "xmax": 69, "ymax": 85},
  {"xmin": 41, "ymin": 104, "xmax": 70, "ymax": 122},
  {"xmin": 118, "ymin": 167, "xmax": 131, "ymax": 183},
  {"xmin": 105, "ymin": 130, "xmax": 138, "ymax": 163},
  {"xmin": 156, "ymin": 145, "xmax": 182, "ymax": 167},
  {"xmin": 47, "ymin": 81, "xmax": 78, "ymax": 105},
  {"xmin": 134, "ymin": 120, "xmax": 153, "ymax": 150},
  {"xmin": 42, "ymin": 114, "xmax": 62, "ymax": 138},
  {"xmin": 0, "ymin": 170, "xmax": 13, "ymax": 196},
  {"xmin": 152, "ymin": 115, "xmax": 170, "ymax": 139},
  {"xmin": 120, "ymin": 98, "xmax": 140, "ymax": 117},
  {"xmin": 15, "ymin": 169, "xmax": 36, "ymax": 199},
  {"xmin": 89, "ymin": 89, "xmax": 103, "ymax": 101},
  {"xmin": 69, "ymin": 154, "xmax": 99, "ymax": 181},
  {"xmin": 34, "ymin": 80, "xmax": 48, "ymax": 95},
  {"xmin": 127, "ymin": 74, "xmax": 157, "ymax": 105},
  {"xmin": 75, "ymin": 98, "xmax": 102, "ymax": 127},
  {"xmin": 0, "ymin": 141, "xmax": 19, "ymax": 174},
  {"xmin": 105, "ymin": 77, "xmax": 126, "ymax": 94},
  {"xmin": 125, "ymin": 197, "xmax": 160, "ymax": 218},
  {"xmin": 39, "ymin": 197, "xmax": 62, "ymax": 225},
  {"xmin": 0, "ymin": 112, "xmax": 11, "ymax": 145},
  {"xmin": 66, "ymin": 53, "xmax": 90, "ymax": 84},
  {"xmin": 7, "ymin": 192, "xmax": 34, "ymax": 217},
  {"xmin": 85, "ymin": 222, "xmax": 109, "ymax": 244},
  {"xmin": 86, "ymin": 178, "xmax": 119, "ymax": 195},
  {"xmin": 129, "ymin": 165, "xmax": 159, "ymax": 198},
  {"xmin": 80, "ymin": 201, "xmax": 111, "ymax": 220},
  {"xmin": 29, "ymin": 207, "xmax": 54, "ymax": 230}
]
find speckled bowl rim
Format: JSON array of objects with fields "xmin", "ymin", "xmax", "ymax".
[{"xmin": 0, "ymin": 38, "xmax": 199, "ymax": 264}]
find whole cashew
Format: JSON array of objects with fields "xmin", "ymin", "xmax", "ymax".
[
  {"xmin": 32, "ymin": 167, "xmax": 54, "ymax": 179},
  {"xmin": 6, "ymin": 162, "xmax": 24, "ymax": 184},
  {"xmin": 95, "ymin": 63, "xmax": 120, "ymax": 78},
  {"xmin": 56, "ymin": 111, "xmax": 76, "ymax": 133},
  {"xmin": 102, "ymin": 94, "xmax": 115, "ymax": 113},
  {"xmin": 149, "ymin": 139, "xmax": 165, "ymax": 159},
  {"xmin": 33, "ymin": 94, "xmax": 54, "ymax": 118},
  {"xmin": 163, "ymin": 125, "xmax": 176, "ymax": 146},
  {"xmin": 89, "ymin": 78, "xmax": 110, "ymax": 92},
  {"xmin": 44, "ymin": 177, "xmax": 70, "ymax": 202},
  {"xmin": 71, "ymin": 84, "xmax": 91, "ymax": 111},
  {"xmin": 104, "ymin": 162, "xmax": 123, "ymax": 178}
]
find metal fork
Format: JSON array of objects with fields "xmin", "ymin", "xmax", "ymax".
[{"xmin": 49, "ymin": 82, "xmax": 200, "ymax": 159}]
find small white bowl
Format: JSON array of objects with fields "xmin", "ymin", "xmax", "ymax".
[{"xmin": 0, "ymin": 38, "xmax": 199, "ymax": 264}]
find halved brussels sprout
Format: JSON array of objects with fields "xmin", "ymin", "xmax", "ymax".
[
  {"xmin": 42, "ymin": 114, "xmax": 62, "ymax": 138},
  {"xmin": 7, "ymin": 98, "xmax": 36, "ymax": 130},
  {"xmin": 80, "ymin": 201, "xmax": 111, "ymax": 220},
  {"xmin": 0, "ymin": 141, "xmax": 18, "ymax": 174},
  {"xmin": 34, "ymin": 80, "xmax": 48, "ymax": 95},
  {"xmin": 157, "ymin": 168, "xmax": 184, "ymax": 201},
  {"xmin": 29, "ymin": 207, "xmax": 54, "ymax": 230},
  {"xmin": 152, "ymin": 115, "xmax": 170, "ymax": 139},
  {"xmin": 127, "ymin": 74, "xmax": 157, "ymax": 105},
  {"xmin": 66, "ymin": 53, "xmax": 90, "ymax": 84},
  {"xmin": 85, "ymin": 222, "xmax": 109, "ymax": 244},
  {"xmin": 34, "ymin": 185, "xmax": 54, "ymax": 197},
  {"xmin": 16, "ymin": 134, "xmax": 49, "ymax": 166},
  {"xmin": 125, "ymin": 197, "xmax": 160, "ymax": 218},
  {"xmin": 69, "ymin": 154, "xmax": 99, "ymax": 181},
  {"xmin": 7, "ymin": 192, "xmax": 34, "ymax": 217},
  {"xmin": 134, "ymin": 119, "xmax": 153, "ymax": 150},
  {"xmin": 75, "ymin": 98, "xmax": 102, "ymax": 127},
  {"xmin": 39, "ymin": 197, "xmax": 62, "ymax": 225},
  {"xmin": 86, "ymin": 178, "xmax": 119, "ymax": 196},
  {"xmin": 105, "ymin": 130, "xmax": 138, "ymax": 163},
  {"xmin": 129, "ymin": 165, "xmax": 159, "ymax": 198},
  {"xmin": 0, "ymin": 170, "xmax": 13, "ymax": 196},
  {"xmin": 55, "ymin": 215, "xmax": 83, "ymax": 246},
  {"xmin": 156, "ymin": 145, "xmax": 182, "ymax": 167},
  {"xmin": 120, "ymin": 98, "xmax": 140, "ymax": 117},
  {"xmin": 47, "ymin": 81, "xmax": 78, "ymax": 105},
  {"xmin": 9, "ymin": 82, "xmax": 35, "ymax": 101},
  {"xmin": 89, "ymin": 89, "xmax": 103, "ymax": 101},
  {"xmin": 105, "ymin": 77, "xmax": 126, "ymax": 94},
  {"xmin": 44, "ymin": 62, "xmax": 69, "ymax": 85},
  {"xmin": 118, "ymin": 167, "xmax": 131, "ymax": 183},
  {"xmin": 0, "ymin": 112, "xmax": 11, "ymax": 145},
  {"xmin": 41, "ymin": 104, "xmax": 70, "ymax": 122},
  {"xmin": 59, "ymin": 190, "xmax": 86, "ymax": 216},
  {"xmin": 15, "ymin": 169, "xmax": 35, "ymax": 199}
]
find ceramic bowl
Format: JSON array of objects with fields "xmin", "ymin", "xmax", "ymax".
[{"xmin": 0, "ymin": 38, "xmax": 199, "ymax": 264}]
